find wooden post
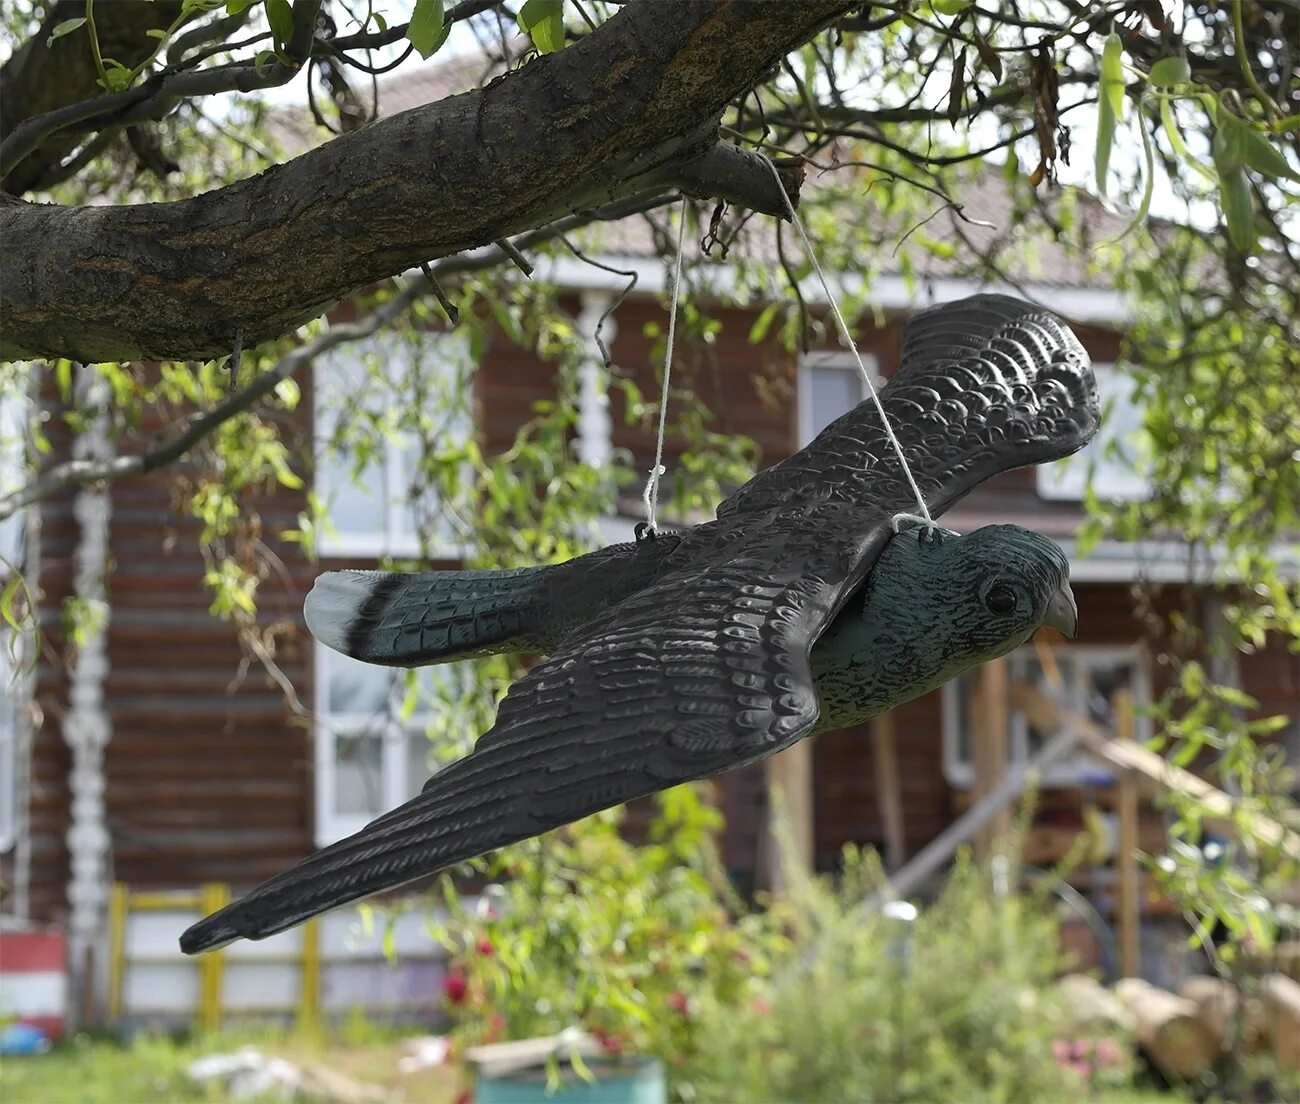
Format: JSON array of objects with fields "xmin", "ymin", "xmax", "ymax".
[
  {"xmin": 971, "ymin": 657, "xmax": 1010, "ymax": 859},
  {"xmin": 765, "ymin": 741, "xmax": 814, "ymax": 893},
  {"xmin": 871, "ymin": 713, "xmax": 906, "ymax": 870},
  {"xmin": 1115, "ymin": 689, "xmax": 1142, "ymax": 978}
]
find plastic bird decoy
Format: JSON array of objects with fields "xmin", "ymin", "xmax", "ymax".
[{"xmin": 181, "ymin": 293, "xmax": 1098, "ymax": 953}]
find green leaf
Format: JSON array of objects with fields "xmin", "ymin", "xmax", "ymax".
[
  {"xmin": 518, "ymin": 0, "xmax": 565, "ymax": 54},
  {"xmin": 407, "ymin": 0, "xmax": 450, "ymax": 60},
  {"xmin": 1147, "ymin": 56, "xmax": 1191, "ymax": 87},
  {"xmin": 1094, "ymin": 97, "xmax": 1116, "ymax": 198},
  {"xmin": 1212, "ymin": 113, "xmax": 1248, "ymax": 174},
  {"xmin": 225, "ymin": 0, "xmax": 262, "ymax": 12},
  {"xmin": 374, "ymin": 12, "xmax": 387, "ymax": 33},
  {"xmin": 46, "ymin": 17, "xmax": 86, "ymax": 45},
  {"xmin": 1235, "ymin": 120, "xmax": 1300, "ymax": 184},
  {"xmin": 100, "ymin": 60, "xmax": 134, "ymax": 92},
  {"xmin": 1218, "ymin": 166, "xmax": 1255, "ymax": 253},
  {"xmin": 265, "ymin": 0, "xmax": 295, "ymax": 47},
  {"xmin": 1100, "ymin": 33, "xmax": 1126, "ymax": 120},
  {"xmin": 931, "ymin": 0, "xmax": 972, "ymax": 13}
]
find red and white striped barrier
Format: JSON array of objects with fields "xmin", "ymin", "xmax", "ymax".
[{"xmin": 0, "ymin": 930, "xmax": 67, "ymax": 1039}]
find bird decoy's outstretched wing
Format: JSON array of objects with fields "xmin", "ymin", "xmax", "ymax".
[
  {"xmin": 719, "ymin": 293, "xmax": 1098, "ymax": 522},
  {"xmin": 181, "ymin": 502, "xmax": 890, "ymax": 951}
]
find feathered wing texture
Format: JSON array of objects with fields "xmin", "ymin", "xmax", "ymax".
[
  {"xmin": 181, "ymin": 293, "xmax": 1098, "ymax": 951},
  {"xmin": 182, "ymin": 506, "xmax": 889, "ymax": 950},
  {"xmin": 719, "ymin": 293, "xmax": 1098, "ymax": 520}
]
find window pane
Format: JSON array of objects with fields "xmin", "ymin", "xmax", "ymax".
[
  {"xmin": 323, "ymin": 651, "xmax": 391, "ymax": 717},
  {"xmin": 1038, "ymin": 368, "xmax": 1149, "ymax": 501},
  {"xmin": 334, "ymin": 732, "xmax": 384, "ymax": 817},
  {"xmin": 807, "ymin": 365, "xmax": 863, "ymax": 441},
  {"xmin": 405, "ymin": 731, "xmax": 432, "ymax": 801},
  {"xmin": 318, "ymin": 451, "xmax": 387, "ymax": 537}
]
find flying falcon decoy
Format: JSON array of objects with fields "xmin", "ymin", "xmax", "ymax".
[{"xmin": 181, "ymin": 293, "xmax": 1098, "ymax": 954}]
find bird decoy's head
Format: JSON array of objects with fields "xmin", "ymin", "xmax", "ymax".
[
  {"xmin": 812, "ymin": 524, "xmax": 1077, "ymax": 729},
  {"xmin": 877, "ymin": 523, "xmax": 1076, "ymax": 667}
]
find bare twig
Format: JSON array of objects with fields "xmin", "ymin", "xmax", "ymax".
[{"xmin": 495, "ymin": 236, "xmax": 534, "ymax": 278}]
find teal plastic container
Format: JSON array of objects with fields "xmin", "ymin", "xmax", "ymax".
[{"xmin": 474, "ymin": 1058, "xmax": 666, "ymax": 1104}]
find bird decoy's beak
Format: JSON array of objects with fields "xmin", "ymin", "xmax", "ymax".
[{"xmin": 1043, "ymin": 582, "xmax": 1078, "ymax": 638}]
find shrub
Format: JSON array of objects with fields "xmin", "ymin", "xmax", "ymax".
[
  {"xmin": 684, "ymin": 849, "xmax": 1092, "ymax": 1104},
  {"xmin": 429, "ymin": 784, "xmax": 788, "ymax": 1086}
]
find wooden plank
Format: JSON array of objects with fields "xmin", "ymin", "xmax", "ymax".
[
  {"xmin": 1115, "ymin": 689, "xmax": 1141, "ymax": 978},
  {"xmin": 765, "ymin": 739, "xmax": 814, "ymax": 892},
  {"xmin": 873, "ymin": 726, "xmax": 1085, "ymax": 907},
  {"xmin": 1011, "ymin": 680, "xmax": 1300, "ymax": 861},
  {"xmin": 871, "ymin": 713, "xmax": 906, "ymax": 870}
]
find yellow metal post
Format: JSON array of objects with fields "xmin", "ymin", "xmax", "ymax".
[
  {"xmin": 198, "ymin": 883, "xmax": 230, "ymax": 1033},
  {"xmin": 107, "ymin": 883, "xmax": 129, "ymax": 1022},
  {"xmin": 298, "ymin": 917, "xmax": 321, "ymax": 1027}
]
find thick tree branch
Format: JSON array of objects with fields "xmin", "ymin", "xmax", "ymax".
[
  {"xmin": 0, "ymin": 191, "xmax": 674, "ymax": 523},
  {"xmin": 1, "ymin": 0, "xmax": 854, "ymax": 365},
  {"xmin": 0, "ymin": 1, "xmax": 186, "ymax": 195}
]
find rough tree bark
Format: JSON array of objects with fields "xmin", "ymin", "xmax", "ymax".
[{"xmin": 1, "ymin": 0, "xmax": 854, "ymax": 365}]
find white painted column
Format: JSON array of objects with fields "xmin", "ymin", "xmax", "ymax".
[
  {"xmin": 576, "ymin": 291, "xmax": 614, "ymax": 471},
  {"xmin": 64, "ymin": 368, "xmax": 113, "ymax": 1022}
]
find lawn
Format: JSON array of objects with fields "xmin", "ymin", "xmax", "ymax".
[
  {"xmin": 0, "ymin": 1027, "xmax": 462, "ymax": 1104},
  {"xmin": 0, "ymin": 1027, "xmax": 1189, "ymax": 1104}
]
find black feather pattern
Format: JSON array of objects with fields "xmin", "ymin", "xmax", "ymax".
[{"xmin": 181, "ymin": 294, "xmax": 1098, "ymax": 952}]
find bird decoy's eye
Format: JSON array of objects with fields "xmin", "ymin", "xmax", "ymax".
[{"xmin": 984, "ymin": 584, "xmax": 1018, "ymax": 615}]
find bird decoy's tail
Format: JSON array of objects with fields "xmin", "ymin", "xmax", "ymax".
[{"xmin": 306, "ymin": 564, "xmax": 557, "ymax": 666}]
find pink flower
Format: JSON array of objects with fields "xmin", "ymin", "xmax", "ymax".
[
  {"xmin": 752, "ymin": 998, "xmax": 773, "ymax": 1016},
  {"xmin": 1094, "ymin": 1037, "xmax": 1124, "ymax": 1067},
  {"xmin": 443, "ymin": 970, "xmax": 468, "ymax": 1005},
  {"xmin": 1068, "ymin": 1060, "xmax": 1092, "ymax": 1081},
  {"xmin": 592, "ymin": 1029, "xmax": 624, "ymax": 1054},
  {"xmin": 476, "ymin": 937, "xmax": 495, "ymax": 956},
  {"xmin": 666, "ymin": 991, "xmax": 689, "ymax": 1015},
  {"xmin": 1050, "ymin": 1039, "xmax": 1072, "ymax": 1063}
]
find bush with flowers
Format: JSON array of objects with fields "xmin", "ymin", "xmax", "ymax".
[{"xmin": 425, "ymin": 781, "xmax": 790, "ymax": 1092}]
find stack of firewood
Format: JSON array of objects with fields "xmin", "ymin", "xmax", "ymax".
[{"xmin": 1057, "ymin": 972, "xmax": 1300, "ymax": 1082}]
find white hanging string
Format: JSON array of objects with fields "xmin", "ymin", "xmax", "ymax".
[
  {"xmin": 763, "ymin": 157, "xmax": 935, "ymax": 533},
  {"xmin": 641, "ymin": 201, "xmax": 688, "ymax": 536}
]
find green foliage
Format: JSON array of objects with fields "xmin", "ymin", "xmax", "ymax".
[
  {"xmin": 518, "ymin": 0, "xmax": 566, "ymax": 56},
  {"xmin": 685, "ymin": 851, "xmax": 1109, "ymax": 1104},
  {"xmin": 407, "ymin": 0, "xmax": 450, "ymax": 61},
  {"xmin": 430, "ymin": 786, "xmax": 785, "ymax": 1087},
  {"xmin": 1090, "ymin": 216, "xmax": 1300, "ymax": 983}
]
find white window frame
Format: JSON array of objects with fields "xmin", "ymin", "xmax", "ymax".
[
  {"xmin": 796, "ymin": 350, "xmax": 883, "ymax": 448},
  {"xmin": 942, "ymin": 643, "xmax": 1151, "ymax": 789},
  {"xmin": 0, "ymin": 636, "xmax": 19, "ymax": 853},
  {"xmin": 1037, "ymin": 363, "xmax": 1150, "ymax": 502},
  {"xmin": 313, "ymin": 331, "xmax": 473, "ymax": 560},
  {"xmin": 313, "ymin": 643, "xmax": 442, "ymax": 845}
]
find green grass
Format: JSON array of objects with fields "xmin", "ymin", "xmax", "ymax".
[
  {"xmin": 0, "ymin": 1027, "xmax": 1187, "ymax": 1104},
  {"xmin": 0, "ymin": 1025, "xmax": 462, "ymax": 1104}
]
